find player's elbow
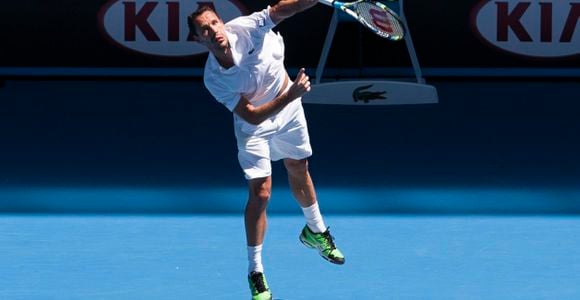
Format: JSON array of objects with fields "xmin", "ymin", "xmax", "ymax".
[
  {"xmin": 234, "ymin": 99, "xmax": 263, "ymax": 125},
  {"xmin": 239, "ymin": 107, "xmax": 263, "ymax": 125},
  {"xmin": 245, "ymin": 115, "xmax": 262, "ymax": 125}
]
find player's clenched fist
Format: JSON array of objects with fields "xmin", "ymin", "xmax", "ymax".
[{"xmin": 286, "ymin": 68, "xmax": 311, "ymax": 101}]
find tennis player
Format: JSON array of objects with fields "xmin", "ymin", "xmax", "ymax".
[{"xmin": 188, "ymin": 1, "xmax": 344, "ymax": 299}]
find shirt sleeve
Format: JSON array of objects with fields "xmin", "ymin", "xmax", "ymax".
[{"xmin": 204, "ymin": 72, "xmax": 241, "ymax": 112}]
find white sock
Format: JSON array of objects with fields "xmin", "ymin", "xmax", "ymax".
[
  {"xmin": 301, "ymin": 203, "xmax": 327, "ymax": 233},
  {"xmin": 247, "ymin": 244, "xmax": 264, "ymax": 274}
]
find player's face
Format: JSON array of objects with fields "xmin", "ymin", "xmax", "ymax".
[{"xmin": 193, "ymin": 11, "xmax": 228, "ymax": 50}]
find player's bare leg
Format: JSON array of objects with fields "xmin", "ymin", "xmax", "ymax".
[
  {"xmin": 245, "ymin": 176, "xmax": 273, "ymax": 300},
  {"xmin": 245, "ymin": 176, "xmax": 271, "ymax": 247},
  {"xmin": 284, "ymin": 158, "xmax": 345, "ymax": 265},
  {"xmin": 284, "ymin": 158, "xmax": 316, "ymax": 208}
]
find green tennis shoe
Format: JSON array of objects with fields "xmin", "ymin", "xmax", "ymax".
[
  {"xmin": 248, "ymin": 271, "xmax": 272, "ymax": 300},
  {"xmin": 299, "ymin": 225, "xmax": 345, "ymax": 265}
]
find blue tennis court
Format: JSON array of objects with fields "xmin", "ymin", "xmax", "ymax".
[{"xmin": 2, "ymin": 214, "xmax": 580, "ymax": 299}]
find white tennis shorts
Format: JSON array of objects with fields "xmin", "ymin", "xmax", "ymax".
[{"xmin": 234, "ymin": 100, "xmax": 312, "ymax": 180}]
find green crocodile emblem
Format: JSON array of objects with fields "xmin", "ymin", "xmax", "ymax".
[{"xmin": 352, "ymin": 84, "xmax": 387, "ymax": 103}]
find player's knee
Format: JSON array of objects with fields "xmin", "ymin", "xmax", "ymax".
[
  {"xmin": 248, "ymin": 190, "xmax": 270, "ymax": 211},
  {"xmin": 254, "ymin": 188, "xmax": 271, "ymax": 203},
  {"xmin": 284, "ymin": 158, "xmax": 308, "ymax": 174},
  {"xmin": 249, "ymin": 178, "xmax": 272, "ymax": 205}
]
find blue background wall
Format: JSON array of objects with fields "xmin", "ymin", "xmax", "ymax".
[{"xmin": 1, "ymin": 78, "xmax": 578, "ymax": 214}]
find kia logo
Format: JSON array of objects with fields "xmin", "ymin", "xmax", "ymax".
[
  {"xmin": 471, "ymin": 0, "xmax": 579, "ymax": 58},
  {"xmin": 98, "ymin": 0, "xmax": 247, "ymax": 57}
]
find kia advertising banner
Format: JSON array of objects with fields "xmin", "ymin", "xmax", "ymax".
[{"xmin": 0, "ymin": 0, "xmax": 578, "ymax": 77}]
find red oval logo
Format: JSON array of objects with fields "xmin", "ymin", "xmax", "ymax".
[
  {"xmin": 471, "ymin": 0, "xmax": 579, "ymax": 58},
  {"xmin": 98, "ymin": 0, "xmax": 247, "ymax": 57}
]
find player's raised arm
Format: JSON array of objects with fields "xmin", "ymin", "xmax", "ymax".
[{"xmin": 269, "ymin": 0, "xmax": 318, "ymax": 24}]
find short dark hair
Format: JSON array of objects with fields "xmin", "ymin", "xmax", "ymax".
[{"xmin": 187, "ymin": 5, "xmax": 219, "ymax": 36}]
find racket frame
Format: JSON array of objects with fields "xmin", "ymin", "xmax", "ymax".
[{"xmin": 320, "ymin": 0, "xmax": 405, "ymax": 40}]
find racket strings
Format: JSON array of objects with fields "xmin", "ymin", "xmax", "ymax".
[{"xmin": 356, "ymin": 2, "xmax": 405, "ymax": 40}]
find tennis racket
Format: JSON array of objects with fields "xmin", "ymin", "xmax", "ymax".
[{"xmin": 318, "ymin": 0, "xmax": 405, "ymax": 41}]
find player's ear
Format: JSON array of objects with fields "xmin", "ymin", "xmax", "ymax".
[
  {"xmin": 188, "ymin": 31, "xmax": 198, "ymax": 42},
  {"xmin": 187, "ymin": 16, "xmax": 198, "ymax": 42}
]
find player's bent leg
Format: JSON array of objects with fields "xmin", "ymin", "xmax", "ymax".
[
  {"xmin": 284, "ymin": 158, "xmax": 316, "ymax": 208},
  {"xmin": 283, "ymin": 159, "xmax": 346, "ymax": 264}
]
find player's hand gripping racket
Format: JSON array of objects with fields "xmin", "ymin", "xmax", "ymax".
[{"xmin": 318, "ymin": 0, "xmax": 405, "ymax": 41}]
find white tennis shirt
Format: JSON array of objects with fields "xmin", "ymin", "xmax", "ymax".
[{"xmin": 203, "ymin": 7, "xmax": 287, "ymax": 113}]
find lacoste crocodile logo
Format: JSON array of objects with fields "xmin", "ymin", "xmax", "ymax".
[{"xmin": 352, "ymin": 84, "xmax": 387, "ymax": 103}]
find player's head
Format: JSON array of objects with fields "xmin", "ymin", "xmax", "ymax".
[{"xmin": 187, "ymin": 6, "xmax": 229, "ymax": 50}]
